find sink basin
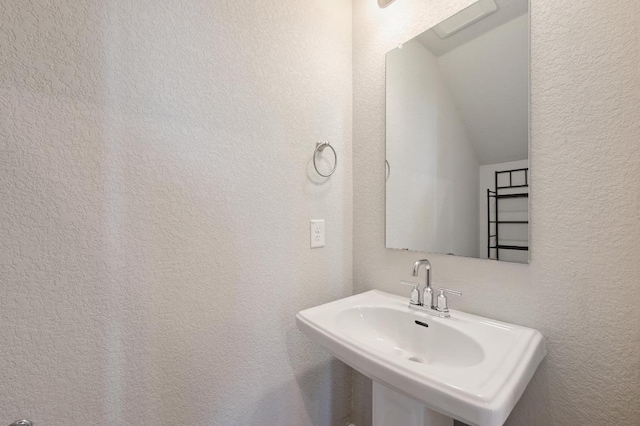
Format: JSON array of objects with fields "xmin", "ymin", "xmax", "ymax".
[
  {"xmin": 337, "ymin": 306, "xmax": 485, "ymax": 368},
  {"xmin": 296, "ymin": 290, "xmax": 546, "ymax": 426}
]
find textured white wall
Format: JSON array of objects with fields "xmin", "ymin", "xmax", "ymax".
[
  {"xmin": 0, "ymin": 0, "xmax": 353, "ymax": 425},
  {"xmin": 353, "ymin": 0, "xmax": 640, "ymax": 425},
  {"xmin": 386, "ymin": 39, "xmax": 479, "ymax": 256}
]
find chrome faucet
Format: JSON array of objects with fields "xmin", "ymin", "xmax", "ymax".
[
  {"xmin": 400, "ymin": 259, "xmax": 462, "ymax": 318},
  {"xmin": 412, "ymin": 259, "xmax": 434, "ymax": 309}
]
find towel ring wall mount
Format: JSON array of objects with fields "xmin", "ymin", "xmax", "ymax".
[{"xmin": 313, "ymin": 141, "xmax": 337, "ymax": 178}]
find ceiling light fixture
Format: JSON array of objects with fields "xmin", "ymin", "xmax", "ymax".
[{"xmin": 378, "ymin": 0, "xmax": 397, "ymax": 8}]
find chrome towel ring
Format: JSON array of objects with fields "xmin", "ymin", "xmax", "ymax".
[{"xmin": 313, "ymin": 141, "xmax": 337, "ymax": 177}]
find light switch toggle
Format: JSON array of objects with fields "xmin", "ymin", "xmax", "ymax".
[{"xmin": 310, "ymin": 220, "xmax": 325, "ymax": 248}]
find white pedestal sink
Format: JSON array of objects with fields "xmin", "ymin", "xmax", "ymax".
[{"xmin": 296, "ymin": 290, "xmax": 546, "ymax": 426}]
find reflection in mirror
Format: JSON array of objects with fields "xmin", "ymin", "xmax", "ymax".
[{"xmin": 385, "ymin": 0, "xmax": 529, "ymax": 263}]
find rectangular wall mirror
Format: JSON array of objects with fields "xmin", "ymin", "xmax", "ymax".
[{"xmin": 385, "ymin": 0, "xmax": 529, "ymax": 263}]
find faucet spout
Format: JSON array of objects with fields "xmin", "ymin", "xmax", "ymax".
[
  {"xmin": 412, "ymin": 259, "xmax": 433, "ymax": 308},
  {"xmin": 412, "ymin": 259, "xmax": 431, "ymax": 288}
]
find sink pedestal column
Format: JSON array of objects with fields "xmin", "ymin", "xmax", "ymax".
[{"xmin": 373, "ymin": 382, "xmax": 454, "ymax": 426}]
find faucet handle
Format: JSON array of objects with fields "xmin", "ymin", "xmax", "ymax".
[
  {"xmin": 400, "ymin": 280, "xmax": 421, "ymax": 305},
  {"xmin": 436, "ymin": 288, "xmax": 461, "ymax": 312}
]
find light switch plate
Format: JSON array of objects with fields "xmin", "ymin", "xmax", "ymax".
[{"xmin": 310, "ymin": 220, "xmax": 325, "ymax": 248}]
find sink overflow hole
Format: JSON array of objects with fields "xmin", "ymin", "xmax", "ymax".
[
  {"xmin": 414, "ymin": 320, "xmax": 429, "ymax": 328},
  {"xmin": 408, "ymin": 356, "xmax": 423, "ymax": 363}
]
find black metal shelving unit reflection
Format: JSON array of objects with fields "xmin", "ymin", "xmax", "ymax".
[{"xmin": 487, "ymin": 168, "xmax": 529, "ymax": 260}]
